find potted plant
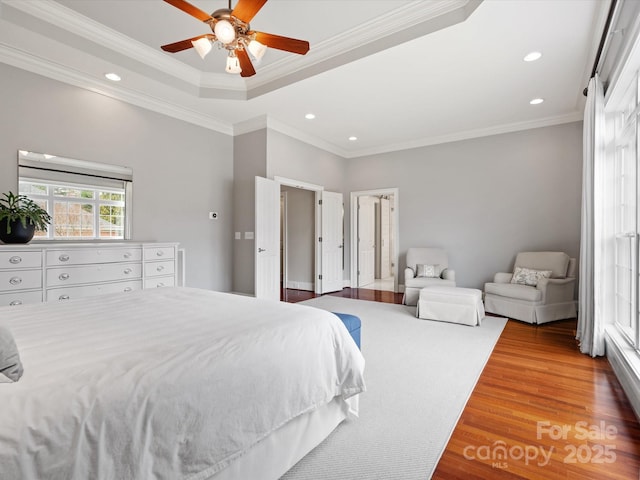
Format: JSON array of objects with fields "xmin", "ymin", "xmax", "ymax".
[{"xmin": 0, "ymin": 192, "xmax": 51, "ymax": 244}]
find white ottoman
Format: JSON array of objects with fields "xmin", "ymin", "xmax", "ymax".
[{"xmin": 417, "ymin": 286, "xmax": 485, "ymax": 326}]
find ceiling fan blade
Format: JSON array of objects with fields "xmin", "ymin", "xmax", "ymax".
[
  {"xmin": 237, "ymin": 49, "xmax": 256, "ymax": 77},
  {"xmin": 253, "ymin": 31, "xmax": 310, "ymax": 55},
  {"xmin": 231, "ymin": 0, "xmax": 267, "ymax": 24},
  {"xmin": 161, "ymin": 34, "xmax": 213, "ymax": 53},
  {"xmin": 163, "ymin": 0, "xmax": 212, "ymax": 22}
]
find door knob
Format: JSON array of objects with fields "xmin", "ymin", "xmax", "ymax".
[{"xmin": 258, "ymin": 248, "xmax": 266, "ymax": 253}]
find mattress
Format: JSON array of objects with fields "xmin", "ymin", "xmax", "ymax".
[{"xmin": 0, "ymin": 287, "xmax": 366, "ymax": 479}]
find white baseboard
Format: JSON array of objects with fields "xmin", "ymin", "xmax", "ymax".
[
  {"xmin": 605, "ymin": 327, "xmax": 640, "ymax": 422},
  {"xmin": 285, "ymin": 281, "xmax": 314, "ymax": 291}
]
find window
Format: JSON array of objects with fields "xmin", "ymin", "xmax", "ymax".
[
  {"xmin": 611, "ymin": 73, "xmax": 640, "ymax": 350},
  {"xmin": 17, "ymin": 151, "xmax": 132, "ymax": 240}
]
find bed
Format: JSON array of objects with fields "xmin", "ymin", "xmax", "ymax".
[{"xmin": 0, "ymin": 287, "xmax": 365, "ymax": 480}]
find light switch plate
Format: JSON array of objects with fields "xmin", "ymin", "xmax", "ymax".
[{"xmin": 244, "ymin": 232, "xmax": 254, "ymax": 240}]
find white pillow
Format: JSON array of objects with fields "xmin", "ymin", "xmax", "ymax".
[
  {"xmin": 0, "ymin": 325, "xmax": 23, "ymax": 382},
  {"xmin": 416, "ymin": 264, "xmax": 443, "ymax": 278},
  {"xmin": 511, "ymin": 267, "xmax": 552, "ymax": 287}
]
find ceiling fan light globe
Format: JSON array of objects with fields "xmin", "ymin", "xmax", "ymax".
[
  {"xmin": 248, "ymin": 40, "xmax": 267, "ymax": 60},
  {"xmin": 191, "ymin": 37, "xmax": 212, "ymax": 59},
  {"xmin": 214, "ymin": 20, "xmax": 236, "ymax": 44},
  {"xmin": 225, "ymin": 54, "xmax": 242, "ymax": 74}
]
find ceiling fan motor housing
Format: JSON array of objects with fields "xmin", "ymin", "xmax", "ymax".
[{"xmin": 211, "ymin": 8, "xmax": 250, "ymax": 48}]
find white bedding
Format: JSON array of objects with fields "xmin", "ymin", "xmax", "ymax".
[{"xmin": 0, "ymin": 287, "xmax": 365, "ymax": 480}]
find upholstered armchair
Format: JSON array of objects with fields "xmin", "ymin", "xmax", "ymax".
[
  {"xmin": 403, "ymin": 247, "xmax": 456, "ymax": 305},
  {"xmin": 484, "ymin": 251, "xmax": 577, "ymax": 324}
]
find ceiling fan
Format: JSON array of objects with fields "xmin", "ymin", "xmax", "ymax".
[{"xmin": 161, "ymin": 0, "xmax": 310, "ymax": 77}]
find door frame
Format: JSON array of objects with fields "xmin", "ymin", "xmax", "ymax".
[
  {"xmin": 274, "ymin": 176, "xmax": 324, "ymax": 293},
  {"xmin": 279, "ymin": 190, "xmax": 288, "ymax": 291},
  {"xmin": 350, "ymin": 188, "xmax": 400, "ymax": 292}
]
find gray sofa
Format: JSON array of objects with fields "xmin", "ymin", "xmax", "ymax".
[
  {"xmin": 403, "ymin": 247, "xmax": 456, "ymax": 305},
  {"xmin": 484, "ymin": 251, "xmax": 577, "ymax": 324}
]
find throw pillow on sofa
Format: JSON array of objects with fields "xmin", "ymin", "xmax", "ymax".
[{"xmin": 511, "ymin": 267, "xmax": 552, "ymax": 287}]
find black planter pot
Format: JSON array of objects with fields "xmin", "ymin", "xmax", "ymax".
[{"xmin": 0, "ymin": 218, "xmax": 36, "ymax": 244}]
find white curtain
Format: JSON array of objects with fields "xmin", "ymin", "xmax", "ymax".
[{"xmin": 577, "ymin": 74, "xmax": 606, "ymax": 357}]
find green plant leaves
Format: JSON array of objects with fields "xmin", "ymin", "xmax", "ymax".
[{"xmin": 0, "ymin": 191, "xmax": 52, "ymax": 234}]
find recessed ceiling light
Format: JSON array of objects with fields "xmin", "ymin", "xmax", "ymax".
[
  {"xmin": 305, "ymin": 113, "xmax": 315, "ymax": 120},
  {"xmin": 104, "ymin": 72, "xmax": 121, "ymax": 82},
  {"xmin": 530, "ymin": 98, "xmax": 544, "ymax": 105},
  {"xmin": 524, "ymin": 51, "xmax": 542, "ymax": 62},
  {"xmin": 348, "ymin": 136, "xmax": 358, "ymax": 141}
]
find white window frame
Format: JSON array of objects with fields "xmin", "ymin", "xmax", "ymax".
[
  {"xmin": 610, "ymin": 72, "xmax": 640, "ymax": 351},
  {"xmin": 17, "ymin": 150, "xmax": 133, "ymax": 241}
]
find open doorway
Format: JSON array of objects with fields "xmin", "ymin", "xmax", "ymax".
[
  {"xmin": 273, "ymin": 176, "xmax": 344, "ymax": 297},
  {"xmin": 280, "ymin": 186, "xmax": 315, "ymax": 291},
  {"xmin": 350, "ymin": 188, "xmax": 399, "ymax": 292}
]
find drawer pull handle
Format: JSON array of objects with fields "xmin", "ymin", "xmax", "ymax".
[
  {"xmin": 156, "ymin": 265, "xmax": 165, "ymax": 272},
  {"xmin": 156, "ymin": 283, "xmax": 165, "ymax": 288},
  {"xmin": 9, "ymin": 300, "xmax": 22, "ymax": 306},
  {"xmin": 58, "ymin": 295, "xmax": 70, "ymax": 301},
  {"xmin": 156, "ymin": 251, "xmax": 165, "ymax": 257},
  {"xmin": 59, "ymin": 273, "xmax": 70, "ymax": 281},
  {"xmin": 124, "ymin": 252, "xmax": 131, "ymax": 259},
  {"xmin": 124, "ymin": 268, "xmax": 133, "ymax": 274},
  {"xmin": 59, "ymin": 254, "xmax": 70, "ymax": 262},
  {"xmin": 124, "ymin": 287, "xmax": 132, "ymax": 292},
  {"xmin": 9, "ymin": 256, "xmax": 22, "ymax": 264},
  {"xmin": 9, "ymin": 277, "xmax": 22, "ymax": 286}
]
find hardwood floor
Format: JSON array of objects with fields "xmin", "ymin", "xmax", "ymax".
[{"xmin": 284, "ymin": 288, "xmax": 640, "ymax": 480}]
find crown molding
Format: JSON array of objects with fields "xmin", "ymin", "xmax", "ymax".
[
  {"xmin": 0, "ymin": 37, "xmax": 584, "ymax": 160},
  {"xmin": 2, "ymin": 0, "xmax": 479, "ymax": 98},
  {"xmin": 346, "ymin": 111, "xmax": 584, "ymax": 158},
  {"xmin": 0, "ymin": 43, "xmax": 233, "ymax": 135},
  {"xmin": 0, "ymin": 0, "xmax": 581, "ymax": 160},
  {"xmin": 233, "ymin": 115, "xmax": 269, "ymax": 135},
  {"xmin": 265, "ymin": 118, "xmax": 349, "ymax": 158},
  {"xmin": 2, "ymin": 0, "xmax": 242, "ymax": 91},
  {"xmin": 233, "ymin": 115, "xmax": 349, "ymax": 158},
  {"xmin": 245, "ymin": 0, "xmax": 473, "ymax": 86},
  {"xmin": 243, "ymin": 0, "xmax": 481, "ymax": 97}
]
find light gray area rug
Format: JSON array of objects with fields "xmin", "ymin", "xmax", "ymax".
[{"xmin": 281, "ymin": 296, "xmax": 507, "ymax": 480}]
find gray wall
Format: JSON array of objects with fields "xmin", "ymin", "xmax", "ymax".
[
  {"xmin": 231, "ymin": 128, "xmax": 348, "ymax": 295},
  {"xmin": 0, "ymin": 64, "xmax": 234, "ymax": 291},
  {"xmin": 267, "ymin": 130, "xmax": 345, "ymax": 191},
  {"xmin": 232, "ymin": 129, "xmax": 267, "ymax": 294},
  {"xmin": 344, "ymin": 122, "xmax": 583, "ymax": 290},
  {"xmin": 3, "ymin": 63, "xmax": 581, "ymax": 295}
]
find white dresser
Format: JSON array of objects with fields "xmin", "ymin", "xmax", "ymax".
[{"xmin": 0, "ymin": 242, "xmax": 179, "ymax": 306}]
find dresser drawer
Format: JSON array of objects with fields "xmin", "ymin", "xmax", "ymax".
[
  {"xmin": 144, "ymin": 260, "xmax": 175, "ymax": 278},
  {"xmin": 144, "ymin": 247, "xmax": 175, "ymax": 261},
  {"xmin": 0, "ymin": 290, "xmax": 43, "ymax": 307},
  {"xmin": 46, "ymin": 247, "xmax": 142, "ymax": 266},
  {"xmin": 47, "ymin": 263, "xmax": 142, "ymax": 287},
  {"xmin": 0, "ymin": 251, "xmax": 42, "ymax": 269},
  {"xmin": 144, "ymin": 276, "xmax": 175, "ymax": 289},
  {"xmin": 47, "ymin": 280, "xmax": 143, "ymax": 301},
  {"xmin": 0, "ymin": 270, "xmax": 42, "ymax": 291}
]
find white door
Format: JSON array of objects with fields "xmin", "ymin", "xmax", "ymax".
[
  {"xmin": 255, "ymin": 176, "xmax": 280, "ymax": 301},
  {"xmin": 358, "ymin": 196, "xmax": 375, "ymax": 287},
  {"xmin": 320, "ymin": 191, "xmax": 344, "ymax": 294}
]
